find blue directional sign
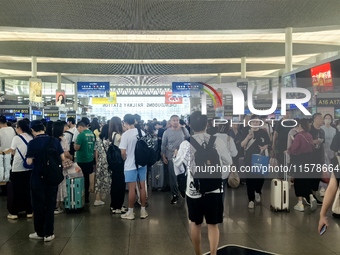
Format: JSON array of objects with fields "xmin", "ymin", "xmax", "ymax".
[
  {"xmin": 77, "ymin": 82, "xmax": 110, "ymax": 98},
  {"xmin": 171, "ymin": 82, "xmax": 202, "ymax": 98}
]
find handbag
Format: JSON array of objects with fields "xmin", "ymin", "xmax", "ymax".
[
  {"xmin": 251, "ymin": 152, "xmax": 270, "ymax": 175},
  {"xmin": 228, "ymin": 171, "xmax": 240, "ymax": 188}
]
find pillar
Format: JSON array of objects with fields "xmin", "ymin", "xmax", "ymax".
[
  {"xmin": 217, "ymin": 73, "xmax": 222, "ymax": 84},
  {"xmin": 241, "ymin": 57, "xmax": 246, "ymax": 79},
  {"xmin": 201, "ymin": 93, "xmax": 207, "ymax": 115},
  {"xmin": 74, "ymin": 83, "xmax": 78, "ymax": 111},
  {"xmin": 31, "ymin": 56, "xmax": 37, "ymax": 78},
  {"xmin": 285, "ymin": 27, "xmax": 293, "ymax": 73},
  {"xmin": 57, "ymin": 73, "xmax": 62, "ymax": 90}
]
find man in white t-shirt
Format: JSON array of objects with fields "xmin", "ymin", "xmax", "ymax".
[
  {"xmin": 119, "ymin": 114, "xmax": 148, "ymax": 220},
  {"xmin": 0, "ymin": 116, "xmax": 16, "ymax": 181},
  {"xmin": 173, "ymin": 111, "xmax": 232, "ymax": 255}
]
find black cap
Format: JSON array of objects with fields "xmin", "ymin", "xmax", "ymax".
[{"xmin": 0, "ymin": 115, "xmax": 6, "ymax": 124}]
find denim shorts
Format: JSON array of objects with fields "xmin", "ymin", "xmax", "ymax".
[{"xmin": 124, "ymin": 166, "xmax": 147, "ymax": 183}]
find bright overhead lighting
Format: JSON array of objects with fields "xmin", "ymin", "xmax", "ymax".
[
  {"xmin": 0, "ymin": 27, "xmax": 339, "ymax": 45},
  {"xmin": 0, "ymin": 54, "xmax": 317, "ymax": 65}
]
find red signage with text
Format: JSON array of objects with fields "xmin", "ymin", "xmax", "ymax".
[
  {"xmin": 165, "ymin": 92, "xmax": 183, "ymax": 104},
  {"xmin": 311, "ymin": 63, "xmax": 333, "ymax": 87}
]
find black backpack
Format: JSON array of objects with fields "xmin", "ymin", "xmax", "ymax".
[
  {"xmin": 40, "ymin": 137, "xmax": 64, "ymax": 186},
  {"xmin": 135, "ymin": 128, "xmax": 157, "ymax": 168},
  {"xmin": 65, "ymin": 131, "xmax": 75, "ymax": 157},
  {"xmin": 105, "ymin": 133, "xmax": 124, "ymax": 169},
  {"xmin": 190, "ymin": 136, "xmax": 222, "ymax": 195}
]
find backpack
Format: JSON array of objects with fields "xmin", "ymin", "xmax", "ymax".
[
  {"xmin": 105, "ymin": 133, "xmax": 124, "ymax": 169},
  {"xmin": 190, "ymin": 136, "xmax": 222, "ymax": 195},
  {"xmin": 65, "ymin": 131, "xmax": 75, "ymax": 157},
  {"xmin": 16, "ymin": 135, "xmax": 33, "ymax": 170},
  {"xmin": 40, "ymin": 137, "xmax": 64, "ymax": 186},
  {"xmin": 135, "ymin": 128, "xmax": 157, "ymax": 168}
]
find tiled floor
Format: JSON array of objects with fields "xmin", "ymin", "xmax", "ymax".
[{"xmin": 0, "ymin": 181, "xmax": 339, "ymax": 255}]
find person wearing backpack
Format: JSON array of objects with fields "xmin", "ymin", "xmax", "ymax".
[
  {"xmin": 25, "ymin": 120, "xmax": 65, "ymax": 242},
  {"xmin": 119, "ymin": 114, "xmax": 148, "ymax": 220},
  {"xmin": 2, "ymin": 120, "xmax": 33, "ymax": 220},
  {"xmin": 173, "ymin": 111, "xmax": 232, "ymax": 255},
  {"xmin": 161, "ymin": 114, "xmax": 190, "ymax": 204},
  {"xmin": 108, "ymin": 116, "xmax": 126, "ymax": 214}
]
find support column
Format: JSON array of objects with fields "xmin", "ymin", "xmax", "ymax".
[
  {"xmin": 57, "ymin": 73, "xmax": 62, "ymax": 90},
  {"xmin": 285, "ymin": 27, "xmax": 293, "ymax": 73},
  {"xmin": 241, "ymin": 57, "xmax": 246, "ymax": 79},
  {"xmin": 217, "ymin": 73, "xmax": 222, "ymax": 84},
  {"xmin": 201, "ymin": 93, "xmax": 207, "ymax": 115},
  {"xmin": 31, "ymin": 56, "xmax": 37, "ymax": 78},
  {"xmin": 74, "ymin": 83, "xmax": 78, "ymax": 111}
]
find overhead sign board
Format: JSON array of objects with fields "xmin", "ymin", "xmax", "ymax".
[
  {"xmin": 77, "ymin": 82, "xmax": 110, "ymax": 98},
  {"xmin": 171, "ymin": 82, "xmax": 202, "ymax": 98}
]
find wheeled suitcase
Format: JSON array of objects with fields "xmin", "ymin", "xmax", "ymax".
[
  {"xmin": 270, "ymin": 152, "xmax": 289, "ymax": 212},
  {"xmin": 64, "ymin": 177, "xmax": 85, "ymax": 213},
  {"xmin": 151, "ymin": 161, "xmax": 164, "ymax": 191}
]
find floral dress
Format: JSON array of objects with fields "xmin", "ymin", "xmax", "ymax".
[
  {"xmin": 57, "ymin": 137, "xmax": 69, "ymax": 202},
  {"xmin": 94, "ymin": 138, "xmax": 112, "ymax": 194}
]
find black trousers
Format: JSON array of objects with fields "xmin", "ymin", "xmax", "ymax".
[
  {"xmin": 246, "ymin": 178, "xmax": 265, "ymax": 202},
  {"xmin": 8, "ymin": 171, "xmax": 32, "ymax": 215},
  {"xmin": 110, "ymin": 163, "xmax": 125, "ymax": 210},
  {"xmin": 77, "ymin": 162, "xmax": 94, "ymax": 203},
  {"xmin": 31, "ymin": 185, "xmax": 58, "ymax": 237}
]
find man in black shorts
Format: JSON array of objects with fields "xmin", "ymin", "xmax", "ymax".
[{"xmin": 173, "ymin": 111, "xmax": 232, "ymax": 255}]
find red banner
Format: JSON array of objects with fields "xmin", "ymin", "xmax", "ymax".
[
  {"xmin": 165, "ymin": 92, "xmax": 183, "ymax": 104},
  {"xmin": 311, "ymin": 63, "xmax": 333, "ymax": 87}
]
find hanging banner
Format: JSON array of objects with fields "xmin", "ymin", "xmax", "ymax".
[
  {"xmin": 56, "ymin": 90, "xmax": 66, "ymax": 107},
  {"xmin": 92, "ymin": 92, "xmax": 117, "ymax": 105},
  {"xmin": 29, "ymin": 78, "xmax": 42, "ymax": 103},
  {"xmin": 165, "ymin": 92, "xmax": 183, "ymax": 104},
  {"xmin": 311, "ymin": 63, "xmax": 333, "ymax": 87}
]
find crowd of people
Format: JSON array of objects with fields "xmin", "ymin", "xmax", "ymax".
[{"xmin": 1, "ymin": 110, "xmax": 340, "ymax": 255}]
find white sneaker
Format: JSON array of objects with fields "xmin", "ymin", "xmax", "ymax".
[
  {"xmin": 44, "ymin": 235, "xmax": 55, "ymax": 242},
  {"xmin": 255, "ymin": 192, "xmax": 261, "ymax": 203},
  {"xmin": 319, "ymin": 187, "xmax": 326, "ymax": 197},
  {"xmin": 140, "ymin": 210, "xmax": 148, "ymax": 219},
  {"xmin": 121, "ymin": 212, "xmax": 135, "ymax": 220},
  {"xmin": 111, "ymin": 209, "xmax": 122, "ymax": 214},
  {"xmin": 7, "ymin": 214, "xmax": 18, "ymax": 220},
  {"xmin": 248, "ymin": 201, "xmax": 255, "ymax": 209},
  {"xmin": 26, "ymin": 213, "xmax": 33, "ymax": 218},
  {"xmin": 29, "ymin": 232, "xmax": 43, "ymax": 240},
  {"xmin": 294, "ymin": 203, "xmax": 304, "ymax": 212},
  {"xmin": 121, "ymin": 206, "xmax": 127, "ymax": 213},
  {"xmin": 94, "ymin": 200, "xmax": 105, "ymax": 206},
  {"xmin": 310, "ymin": 196, "xmax": 317, "ymax": 211},
  {"xmin": 54, "ymin": 208, "xmax": 64, "ymax": 215}
]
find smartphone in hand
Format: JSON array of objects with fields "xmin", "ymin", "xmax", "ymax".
[{"xmin": 320, "ymin": 224, "xmax": 327, "ymax": 236}]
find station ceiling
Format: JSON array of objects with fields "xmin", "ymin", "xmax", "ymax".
[{"xmin": 0, "ymin": 0, "xmax": 340, "ymax": 84}]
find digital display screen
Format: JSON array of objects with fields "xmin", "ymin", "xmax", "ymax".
[{"xmin": 77, "ymin": 82, "xmax": 110, "ymax": 98}]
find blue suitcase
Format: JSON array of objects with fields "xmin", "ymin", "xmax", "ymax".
[{"xmin": 64, "ymin": 177, "xmax": 85, "ymax": 213}]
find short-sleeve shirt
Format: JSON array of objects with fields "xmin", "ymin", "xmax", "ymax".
[
  {"xmin": 26, "ymin": 135, "xmax": 64, "ymax": 186},
  {"xmin": 119, "ymin": 128, "xmax": 145, "ymax": 171},
  {"xmin": 10, "ymin": 133, "xmax": 33, "ymax": 172},
  {"xmin": 75, "ymin": 129, "xmax": 95, "ymax": 163}
]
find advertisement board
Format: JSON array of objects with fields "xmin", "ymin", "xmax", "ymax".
[
  {"xmin": 165, "ymin": 92, "xmax": 183, "ymax": 104},
  {"xmin": 311, "ymin": 63, "xmax": 333, "ymax": 87},
  {"xmin": 56, "ymin": 90, "xmax": 66, "ymax": 107},
  {"xmin": 92, "ymin": 92, "xmax": 117, "ymax": 104},
  {"xmin": 29, "ymin": 78, "xmax": 42, "ymax": 103}
]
